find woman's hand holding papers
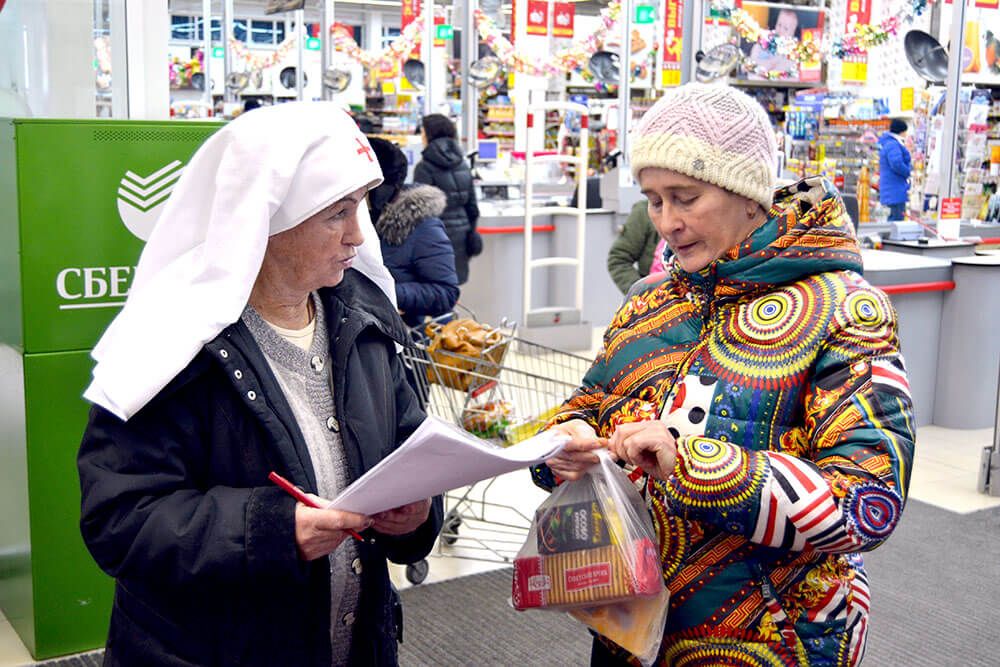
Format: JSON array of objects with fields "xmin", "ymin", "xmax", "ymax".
[
  {"xmin": 294, "ymin": 493, "xmax": 373, "ymax": 561},
  {"xmin": 372, "ymin": 498, "xmax": 434, "ymax": 536},
  {"xmin": 544, "ymin": 419, "xmax": 605, "ymax": 482}
]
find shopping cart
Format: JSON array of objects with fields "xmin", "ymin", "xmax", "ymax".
[{"xmin": 398, "ymin": 310, "xmax": 594, "ymax": 584}]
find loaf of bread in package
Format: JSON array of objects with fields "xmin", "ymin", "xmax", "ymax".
[{"xmin": 512, "ymin": 537, "xmax": 661, "ymax": 610}]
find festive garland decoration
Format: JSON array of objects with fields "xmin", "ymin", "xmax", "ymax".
[
  {"xmin": 329, "ymin": 14, "xmax": 426, "ymax": 71},
  {"xmin": 474, "ymin": 1, "xmax": 622, "ymax": 77},
  {"xmin": 169, "ymin": 50, "xmax": 204, "ymax": 89},
  {"xmin": 712, "ymin": 0, "xmax": 927, "ymax": 67},
  {"xmin": 228, "ymin": 36, "xmax": 297, "ymax": 70}
]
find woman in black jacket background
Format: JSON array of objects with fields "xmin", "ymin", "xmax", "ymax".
[
  {"xmin": 368, "ymin": 136, "xmax": 459, "ymax": 327},
  {"xmin": 413, "ymin": 114, "xmax": 481, "ymax": 284}
]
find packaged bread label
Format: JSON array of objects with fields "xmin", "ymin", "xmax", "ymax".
[
  {"xmin": 565, "ymin": 563, "xmax": 612, "ymax": 592},
  {"xmin": 527, "ymin": 574, "xmax": 551, "ymax": 592},
  {"xmin": 536, "ymin": 500, "xmax": 610, "ymax": 554}
]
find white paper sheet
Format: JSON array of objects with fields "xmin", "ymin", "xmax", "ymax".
[{"xmin": 326, "ymin": 416, "xmax": 567, "ymax": 516}]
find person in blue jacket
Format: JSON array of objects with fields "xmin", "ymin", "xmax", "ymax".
[
  {"xmin": 878, "ymin": 118, "xmax": 912, "ymax": 221},
  {"xmin": 368, "ymin": 137, "xmax": 459, "ymax": 328}
]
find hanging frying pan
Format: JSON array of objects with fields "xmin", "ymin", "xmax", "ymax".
[
  {"xmin": 225, "ymin": 71, "xmax": 249, "ymax": 93},
  {"xmin": 468, "ymin": 57, "xmax": 502, "ymax": 88},
  {"xmin": 403, "ymin": 59, "xmax": 426, "ymax": 88},
  {"xmin": 695, "ymin": 43, "xmax": 741, "ymax": 83},
  {"xmin": 279, "ymin": 66, "xmax": 307, "ymax": 89},
  {"xmin": 322, "ymin": 67, "xmax": 352, "ymax": 92},
  {"xmin": 588, "ymin": 50, "xmax": 620, "ymax": 86},
  {"xmin": 904, "ymin": 30, "xmax": 949, "ymax": 84}
]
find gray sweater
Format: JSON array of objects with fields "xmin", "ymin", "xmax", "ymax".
[{"xmin": 242, "ymin": 295, "xmax": 360, "ymax": 665}]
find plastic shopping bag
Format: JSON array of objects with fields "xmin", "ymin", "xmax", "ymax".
[{"xmin": 512, "ymin": 449, "xmax": 668, "ymax": 665}]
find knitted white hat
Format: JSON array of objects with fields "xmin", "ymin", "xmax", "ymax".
[{"xmin": 629, "ymin": 83, "xmax": 778, "ymax": 209}]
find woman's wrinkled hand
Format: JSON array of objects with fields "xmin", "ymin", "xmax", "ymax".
[
  {"xmin": 606, "ymin": 421, "xmax": 678, "ymax": 481},
  {"xmin": 373, "ymin": 498, "xmax": 432, "ymax": 536},
  {"xmin": 544, "ymin": 419, "xmax": 605, "ymax": 482},
  {"xmin": 294, "ymin": 493, "xmax": 372, "ymax": 561}
]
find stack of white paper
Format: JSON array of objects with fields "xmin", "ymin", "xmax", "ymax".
[{"xmin": 327, "ymin": 416, "xmax": 567, "ymax": 515}]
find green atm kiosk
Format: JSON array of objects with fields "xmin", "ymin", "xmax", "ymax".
[{"xmin": 0, "ymin": 119, "xmax": 221, "ymax": 659}]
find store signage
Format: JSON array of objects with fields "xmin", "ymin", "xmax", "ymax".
[
  {"xmin": 56, "ymin": 266, "xmax": 135, "ymax": 310},
  {"xmin": 662, "ymin": 0, "xmax": 684, "ymax": 87},
  {"xmin": 401, "ymin": 0, "xmax": 418, "ymax": 31},
  {"xmin": 117, "ymin": 159, "xmax": 185, "ymax": 241},
  {"xmin": 841, "ymin": 56, "xmax": 867, "ymax": 84},
  {"xmin": 433, "ymin": 16, "xmax": 446, "ymax": 47},
  {"xmin": 435, "ymin": 24, "xmax": 454, "ymax": 40},
  {"xmin": 976, "ymin": 0, "xmax": 999, "ymax": 8},
  {"xmin": 305, "ymin": 37, "xmax": 320, "ymax": 51},
  {"xmin": 900, "ymin": 87, "xmax": 914, "ymax": 112},
  {"xmin": 940, "ymin": 197, "xmax": 962, "ymax": 219},
  {"xmin": 527, "ymin": 1, "xmax": 548, "ymax": 36},
  {"xmin": 212, "ymin": 47, "xmax": 224, "ymax": 58},
  {"xmin": 845, "ymin": 0, "xmax": 872, "ymax": 30},
  {"xmin": 636, "ymin": 5, "xmax": 656, "ymax": 24},
  {"xmin": 553, "ymin": 3, "xmax": 575, "ymax": 38}
]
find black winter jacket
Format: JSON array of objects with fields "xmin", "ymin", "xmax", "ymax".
[
  {"xmin": 78, "ymin": 270, "xmax": 443, "ymax": 667},
  {"xmin": 412, "ymin": 137, "xmax": 481, "ymax": 284},
  {"xmin": 376, "ymin": 184, "xmax": 460, "ymax": 328}
]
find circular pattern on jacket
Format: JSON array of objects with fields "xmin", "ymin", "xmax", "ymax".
[
  {"xmin": 661, "ymin": 640, "xmax": 791, "ymax": 666},
  {"xmin": 844, "ymin": 484, "xmax": 901, "ymax": 541},
  {"xmin": 704, "ymin": 281, "xmax": 830, "ymax": 389},
  {"xmin": 834, "ymin": 289, "xmax": 893, "ymax": 346},
  {"xmin": 670, "ymin": 437, "xmax": 765, "ymax": 508}
]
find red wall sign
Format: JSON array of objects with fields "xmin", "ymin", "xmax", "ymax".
[
  {"xmin": 527, "ymin": 1, "xmax": 549, "ymax": 36},
  {"xmin": 401, "ymin": 0, "xmax": 418, "ymax": 30},
  {"xmin": 552, "ymin": 2, "xmax": 575, "ymax": 38},
  {"xmin": 663, "ymin": 0, "xmax": 684, "ymax": 64},
  {"xmin": 845, "ymin": 0, "xmax": 872, "ymax": 29},
  {"xmin": 940, "ymin": 197, "xmax": 962, "ymax": 219}
]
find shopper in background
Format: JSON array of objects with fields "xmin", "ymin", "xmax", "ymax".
[
  {"xmin": 77, "ymin": 104, "xmax": 442, "ymax": 667},
  {"xmin": 368, "ymin": 136, "xmax": 459, "ymax": 328},
  {"xmin": 606, "ymin": 200, "xmax": 666, "ymax": 294},
  {"xmin": 878, "ymin": 118, "xmax": 912, "ymax": 221},
  {"xmin": 534, "ymin": 83, "xmax": 914, "ymax": 666},
  {"xmin": 413, "ymin": 113, "xmax": 482, "ymax": 284}
]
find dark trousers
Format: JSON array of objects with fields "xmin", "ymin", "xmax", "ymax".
[{"xmin": 887, "ymin": 202, "xmax": 906, "ymax": 221}]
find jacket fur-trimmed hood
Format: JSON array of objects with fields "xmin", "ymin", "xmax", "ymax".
[{"xmin": 374, "ymin": 184, "xmax": 447, "ymax": 245}]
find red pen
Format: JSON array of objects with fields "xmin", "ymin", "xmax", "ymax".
[{"xmin": 268, "ymin": 471, "xmax": 366, "ymax": 543}]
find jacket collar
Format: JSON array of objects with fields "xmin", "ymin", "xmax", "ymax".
[
  {"xmin": 373, "ymin": 185, "xmax": 447, "ymax": 245},
  {"xmin": 671, "ymin": 176, "xmax": 862, "ymax": 299},
  {"xmin": 321, "ymin": 268, "xmax": 412, "ymax": 345}
]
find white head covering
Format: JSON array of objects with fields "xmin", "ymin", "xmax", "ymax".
[{"xmin": 84, "ymin": 102, "xmax": 394, "ymax": 421}]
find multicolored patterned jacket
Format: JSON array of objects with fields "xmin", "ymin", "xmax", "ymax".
[{"xmin": 532, "ymin": 178, "xmax": 915, "ymax": 666}]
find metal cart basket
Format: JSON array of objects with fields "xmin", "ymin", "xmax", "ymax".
[{"xmin": 398, "ymin": 312, "xmax": 594, "ymax": 584}]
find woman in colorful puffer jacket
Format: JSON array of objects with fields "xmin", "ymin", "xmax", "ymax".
[{"xmin": 534, "ymin": 83, "xmax": 915, "ymax": 666}]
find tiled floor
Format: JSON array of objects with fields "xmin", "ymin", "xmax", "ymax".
[{"xmin": 1, "ymin": 421, "xmax": 996, "ymax": 664}]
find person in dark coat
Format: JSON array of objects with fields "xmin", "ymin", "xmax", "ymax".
[
  {"xmin": 877, "ymin": 118, "xmax": 912, "ymax": 221},
  {"xmin": 369, "ymin": 139, "xmax": 459, "ymax": 328},
  {"xmin": 413, "ymin": 113, "xmax": 481, "ymax": 284},
  {"xmin": 77, "ymin": 104, "xmax": 442, "ymax": 667}
]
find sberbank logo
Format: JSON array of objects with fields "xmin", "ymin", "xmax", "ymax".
[{"xmin": 116, "ymin": 159, "xmax": 185, "ymax": 240}]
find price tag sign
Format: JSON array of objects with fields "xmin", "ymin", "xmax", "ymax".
[
  {"xmin": 940, "ymin": 197, "xmax": 962, "ymax": 220},
  {"xmin": 900, "ymin": 87, "xmax": 914, "ymax": 112}
]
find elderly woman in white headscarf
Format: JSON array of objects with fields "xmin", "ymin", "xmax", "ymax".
[{"xmin": 77, "ymin": 103, "xmax": 443, "ymax": 667}]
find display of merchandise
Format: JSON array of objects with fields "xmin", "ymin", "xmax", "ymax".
[
  {"xmin": 912, "ymin": 86, "xmax": 1000, "ymax": 222},
  {"xmin": 482, "ymin": 103, "xmax": 516, "ymax": 151},
  {"xmin": 364, "ymin": 92, "xmax": 421, "ymax": 138}
]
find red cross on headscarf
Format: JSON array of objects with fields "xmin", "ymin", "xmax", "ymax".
[{"xmin": 356, "ymin": 137, "xmax": 374, "ymax": 162}]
